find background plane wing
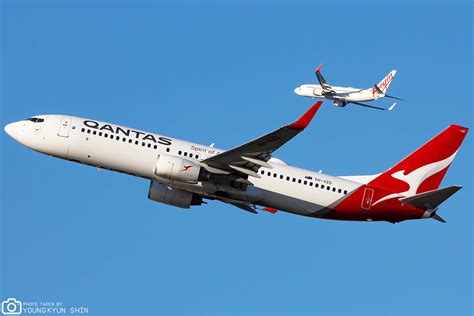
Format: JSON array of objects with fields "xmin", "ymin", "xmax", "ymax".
[
  {"xmin": 350, "ymin": 101, "xmax": 396, "ymax": 111},
  {"xmin": 315, "ymin": 64, "xmax": 335, "ymax": 94},
  {"xmin": 201, "ymin": 101, "xmax": 323, "ymax": 177}
]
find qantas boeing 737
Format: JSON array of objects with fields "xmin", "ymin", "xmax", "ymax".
[{"xmin": 4, "ymin": 102, "xmax": 468, "ymax": 223}]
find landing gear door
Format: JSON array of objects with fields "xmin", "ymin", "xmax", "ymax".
[
  {"xmin": 361, "ymin": 188, "xmax": 374, "ymax": 210},
  {"xmin": 58, "ymin": 116, "xmax": 72, "ymax": 137}
]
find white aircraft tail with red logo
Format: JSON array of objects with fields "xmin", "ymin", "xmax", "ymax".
[{"xmin": 376, "ymin": 70, "xmax": 397, "ymax": 93}]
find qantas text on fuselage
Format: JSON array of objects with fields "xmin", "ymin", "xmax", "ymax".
[{"xmin": 4, "ymin": 103, "xmax": 469, "ymax": 223}]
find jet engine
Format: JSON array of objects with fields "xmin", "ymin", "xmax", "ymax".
[
  {"xmin": 148, "ymin": 180, "xmax": 203, "ymax": 208},
  {"xmin": 154, "ymin": 154, "xmax": 207, "ymax": 183},
  {"xmin": 333, "ymin": 100, "xmax": 347, "ymax": 108}
]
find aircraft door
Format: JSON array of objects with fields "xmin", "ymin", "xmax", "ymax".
[
  {"xmin": 58, "ymin": 116, "xmax": 72, "ymax": 137},
  {"xmin": 361, "ymin": 188, "xmax": 374, "ymax": 210}
]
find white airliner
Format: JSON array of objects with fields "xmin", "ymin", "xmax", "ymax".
[
  {"xmin": 4, "ymin": 102, "xmax": 469, "ymax": 223},
  {"xmin": 294, "ymin": 64, "xmax": 403, "ymax": 111}
]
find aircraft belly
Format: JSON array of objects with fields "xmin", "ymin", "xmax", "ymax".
[
  {"xmin": 259, "ymin": 189, "xmax": 329, "ymax": 215},
  {"xmin": 253, "ymin": 182, "xmax": 341, "ymax": 215}
]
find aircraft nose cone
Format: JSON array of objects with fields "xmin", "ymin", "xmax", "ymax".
[
  {"xmin": 4, "ymin": 121, "xmax": 22, "ymax": 141},
  {"xmin": 294, "ymin": 87, "xmax": 302, "ymax": 95},
  {"xmin": 4, "ymin": 122, "xmax": 15, "ymax": 137}
]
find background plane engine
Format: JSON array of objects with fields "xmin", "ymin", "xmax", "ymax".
[{"xmin": 333, "ymin": 100, "xmax": 346, "ymax": 108}]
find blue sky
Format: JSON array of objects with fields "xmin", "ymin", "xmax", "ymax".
[{"xmin": 1, "ymin": 1, "xmax": 472, "ymax": 315}]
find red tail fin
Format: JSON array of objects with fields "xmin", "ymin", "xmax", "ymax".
[{"xmin": 369, "ymin": 125, "xmax": 468, "ymax": 196}]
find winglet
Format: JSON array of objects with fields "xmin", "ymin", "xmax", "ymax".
[
  {"xmin": 316, "ymin": 63, "xmax": 323, "ymax": 73},
  {"xmin": 287, "ymin": 101, "xmax": 323, "ymax": 130}
]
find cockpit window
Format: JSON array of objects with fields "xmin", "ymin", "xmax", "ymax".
[{"xmin": 26, "ymin": 118, "xmax": 45, "ymax": 123}]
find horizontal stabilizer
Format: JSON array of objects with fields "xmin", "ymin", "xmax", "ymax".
[
  {"xmin": 431, "ymin": 213, "xmax": 447, "ymax": 223},
  {"xmin": 373, "ymin": 84, "xmax": 404, "ymax": 101},
  {"xmin": 373, "ymin": 84, "xmax": 385, "ymax": 95},
  {"xmin": 399, "ymin": 186, "xmax": 462, "ymax": 210}
]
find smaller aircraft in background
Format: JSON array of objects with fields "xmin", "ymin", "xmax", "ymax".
[{"xmin": 294, "ymin": 64, "xmax": 403, "ymax": 111}]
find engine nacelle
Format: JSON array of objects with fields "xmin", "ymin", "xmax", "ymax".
[
  {"xmin": 154, "ymin": 154, "xmax": 202, "ymax": 183},
  {"xmin": 333, "ymin": 100, "xmax": 346, "ymax": 108},
  {"xmin": 148, "ymin": 180, "xmax": 203, "ymax": 208}
]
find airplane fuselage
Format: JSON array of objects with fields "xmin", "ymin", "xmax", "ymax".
[
  {"xmin": 294, "ymin": 84, "xmax": 379, "ymax": 105},
  {"xmin": 3, "ymin": 115, "xmax": 440, "ymax": 223}
]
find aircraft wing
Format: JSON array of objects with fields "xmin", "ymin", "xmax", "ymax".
[
  {"xmin": 201, "ymin": 101, "xmax": 323, "ymax": 178},
  {"xmin": 315, "ymin": 64, "xmax": 336, "ymax": 94}
]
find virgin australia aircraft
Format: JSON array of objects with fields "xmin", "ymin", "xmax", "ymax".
[
  {"xmin": 4, "ymin": 102, "xmax": 468, "ymax": 223},
  {"xmin": 294, "ymin": 64, "xmax": 403, "ymax": 111}
]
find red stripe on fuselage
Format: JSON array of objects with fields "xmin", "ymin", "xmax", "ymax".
[{"xmin": 324, "ymin": 184, "xmax": 425, "ymax": 222}]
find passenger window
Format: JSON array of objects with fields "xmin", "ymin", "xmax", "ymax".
[
  {"xmin": 321, "ymin": 185, "xmax": 324, "ymax": 189},
  {"xmin": 338, "ymin": 189, "xmax": 342, "ymax": 193},
  {"xmin": 280, "ymin": 175, "xmax": 283, "ymax": 179},
  {"xmin": 147, "ymin": 143, "xmax": 151, "ymax": 148},
  {"xmin": 344, "ymin": 190, "xmax": 348, "ymax": 194},
  {"xmin": 195, "ymin": 154, "xmax": 199, "ymax": 159},
  {"xmin": 104, "ymin": 133, "xmax": 108, "ymax": 138},
  {"xmin": 110, "ymin": 134, "xmax": 114, "ymax": 139},
  {"xmin": 93, "ymin": 131, "xmax": 97, "ymax": 135},
  {"xmin": 135, "ymin": 140, "xmax": 139, "ymax": 145},
  {"xmin": 129, "ymin": 139, "xmax": 132, "ymax": 143},
  {"xmin": 166, "ymin": 148, "xmax": 170, "ymax": 152},
  {"xmin": 184, "ymin": 152, "xmax": 188, "ymax": 157},
  {"xmin": 154, "ymin": 145, "xmax": 157, "ymax": 149},
  {"xmin": 309, "ymin": 182, "xmax": 313, "ymax": 186},
  {"xmin": 292, "ymin": 178, "xmax": 296, "ymax": 182},
  {"xmin": 189, "ymin": 153, "xmax": 193, "ymax": 158},
  {"xmin": 332, "ymin": 187, "xmax": 336, "ymax": 192},
  {"xmin": 116, "ymin": 136, "xmax": 120, "ymax": 140},
  {"xmin": 327, "ymin": 186, "xmax": 331, "ymax": 191},
  {"xmin": 273, "ymin": 173, "xmax": 277, "ymax": 178},
  {"xmin": 267, "ymin": 172, "xmax": 271, "ymax": 176},
  {"xmin": 304, "ymin": 181, "xmax": 307, "ymax": 185},
  {"xmin": 81, "ymin": 128, "xmax": 85, "ymax": 132},
  {"xmin": 298, "ymin": 179, "xmax": 302, "ymax": 184},
  {"xmin": 123, "ymin": 138, "xmax": 126, "ymax": 142},
  {"xmin": 315, "ymin": 183, "xmax": 319, "ymax": 188},
  {"xmin": 178, "ymin": 151, "xmax": 182, "ymax": 155},
  {"xmin": 142, "ymin": 142, "xmax": 145, "ymax": 146},
  {"xmin": 87, "ymin": 129, "xmax": 91, "ymax": 134},
  {"xmin": 99, "ymin": 132, "xmax": 102, "ymax": 136},
  {"xmin": 261, "ymin": 170, "xmax": 265, "ymax": 175}
]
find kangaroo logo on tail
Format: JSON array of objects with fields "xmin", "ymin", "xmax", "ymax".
[
  {"xmin": 372, "ymin": 151, "xmax": 458, "ymax": 206},
  {"xmin": 368, "ymin": 125, "xmax": 468, "ymax": 206}
]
